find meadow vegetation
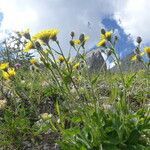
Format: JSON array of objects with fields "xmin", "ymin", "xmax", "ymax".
[{"xmin": 0, "ymin": 28, "xmax": 150, "ymax": 150}]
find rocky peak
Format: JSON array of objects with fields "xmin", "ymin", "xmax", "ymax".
[{"xmin": 86, "ymin": 48, "xmax": 107, "ymax": 73}]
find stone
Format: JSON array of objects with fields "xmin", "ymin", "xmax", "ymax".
[{"xmin": 86, "ymin": 48, "xmax": 106, "ymax": 73}]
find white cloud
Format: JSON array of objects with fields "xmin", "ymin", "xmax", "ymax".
[
  {"xmin": 114, "ymin": 0, "xmax": 150, "ymax": 45},
  {"xmin": 0, "ymin": 0, "xmax": 123, "ymax": 52},
  {"xmin": 0, "ymin": 0, "xmax": 149, "ymax": 57}
]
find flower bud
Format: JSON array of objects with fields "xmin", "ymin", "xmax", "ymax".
[
  {"xmin": 70, "ymin": 32, "xmax": 75, "ymax": 39},
  {"xmin": 101, "ymin": 28, "xmax": 106, "ymax": 35},
  {"xmin": 51, "ymin": 35, "xmax": 57, "ymax": 41},
  {"xmin": 79, "ymin": 34, "xmax": 85, "ymax": 42},
  {"xmin": 114, "ymin": 36, "xmax": 118, "ymax": 41},
  {"xmin": 70, "ymin": 40, "xmax": 75, "ymax": 47},
  {"xmin": 136, "ymin": 36, "xmax": 142, "ymax": 44},
  {"xmin": 107, "ymin": 50, "xmax": 112, "ymax": 57},
  {"xmin": 79, "ymin": 34, "xmax": 85, "ymax": 48},
  {"xmin": 35, "ymin": 41, "xmax": 41, "ymax": 49}
]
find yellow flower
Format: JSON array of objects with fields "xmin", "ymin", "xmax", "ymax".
[
  {"xmin": 2, "ymin": 68, "xmax": 16, "ymax": 80},
  {"xmin": 97, "ymin": 39, "xmax": 106, "ymax": 47},
  {"xmin": 80, "ymin": 36, "xmax": 90, "ymax": 43},
  {"xmin": 0, "ymin": 63, "xmax": 9, "ymax": 70},
  {"xmin": 131, "ymin": 55, "xmax": 137, "ymax": 61},
  {"xmin": 58, "ymin": 56, "xmax": 65, "ymax": 63},
  {"xmin": 101, "ymin": 34, "xmax": 106, "ymax": 40},
  {"xmin": 30, "ymin": 58, "xmax": 37, "ymax": 64},
  {"xmin": 131, "ymin": 52, "xmax": 145, "ymax": 61},
  {"xmin": 105, "ymin": 31, "xmax": 112, "ymax": 40},
  {"xmin": 2, "ymin": 71, "xmax": 10, "ymax": 80},
  {"xmin": 7, "ymin": 68, "xmax": 16, "ymax": 77},
  {"xmin": 144, "ymin": 47, "xmax": 150, "ymax": 54},
  {"xmin": 43, "ymin": 49, "xmax": 49, "ymax": 54},
  {"xmin": 24, "ymin": 41, "xmax": 35, "ymax": 52},
  {"xmin": 73, "ymin": 62, "xmax": 80, "ymax": 70},
  {"xmin": 84, "ymin": 36, "xmax": 90, "ymax": 42},
  {"xmin": 40, "ymin": 113, "xmax": 52, "ymax": 121},
  {"xmin": 32, "ymin": 29, "xmax": 59, "ymax": 43},
  {"xmin": 100, "ymin": 30, "xmax": 112, "ymax": 40},
  {"xmin": 72, "ymin": 39, "xmax": 81, "ymax": 45},
  {"xmin": 144, "ymin": 47, "xmax": 150, "ymax": 58},
  {"xmin": 0, "ymin": 99, "xmax": 7, "ymax": 110}
]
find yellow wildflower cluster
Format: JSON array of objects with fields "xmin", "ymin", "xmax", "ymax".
[{"xmin": 32, "ymin": 29, "xmax": 59, "ymax": 44}]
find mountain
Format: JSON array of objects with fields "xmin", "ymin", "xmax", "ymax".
[{"xmin": 111, "ymin": 52, "xmax": 145, "ymax": 72}]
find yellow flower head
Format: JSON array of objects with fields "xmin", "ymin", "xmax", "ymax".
[
  {"xmin": 2, "ymin": 68, "xmax": 16, "ymax": 80},
  {"xmin": 105, "ymin": 31, "xmax": 112, "ymax": 40},
  {"xmin": 30, "ymin": 58, "xmax": 37, "ymax": 64},
  {"xmin": 73, "ymin": 62, "xmax": 80, "ymax": 70},
  {"xmin": 58, "ymin": 55, "xmax": 65, "ymax": 63},
  {"xmin": 144, "ymin": 47, "xmax": 150, "ymax": 58},
  {"xmin": 72, "ymin": 39, "xmax": 81, "ymax": 45},
  {"xmin": 0, "ymin": 63, "xmax": 9, "ymax": 70},
  {"xmin": 84, "ymin": 36, "xmax": 90, "ymax": 42},
  {"xmin": 43, "ymin": 49, "xmax": 49, "ymax": 54},
  {"xmin": 97, "ymin": 39, "xmax": 106, "ymax": 47},
  {"xmin": 7, "ymin": 68, "xmax": 16, "ymax": 77},
  {"xmin": 131, "ymin": 52, "xmax": 145, "ymax": 61},
  {"xmin": 24, "ymin": 41, "xmax": 35, "ymax": 52},
  {"xmin": 2, "ymin": 71, "xmax": 10, "ymax": 80},
  {"xmin": 144, "ymin": 47, "xmax": 150, "ymax": 54},
  {"xmin": 70, "ymin": 35, "xmax": 89, "ymax": 47},
  {"xmin": 40, "ymin": 113, "xmax": 52, "ymax": 121},
  {"xmin": 101, "ymin": 34, "xmax": 106, "ymax": 40},
  {"xmin": 0, "ymin": 99, "xmax": 7, "ymax": 110},
  {"xmin": 32, "ymin": 29, "xmax": 59, "ymax": 43}
]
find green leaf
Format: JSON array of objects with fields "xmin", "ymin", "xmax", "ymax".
[
  {"xmin": 63, "ymin": 127, "xmax": 80, "ymax": 137},
  {"xmin": 91, "ymin": 74, "xmax": 99, "ymax": 85}
]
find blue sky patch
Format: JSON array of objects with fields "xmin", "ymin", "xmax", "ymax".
[{"xmin": 102, "ymin": 17, "xmax": 135, "ymax": 59}]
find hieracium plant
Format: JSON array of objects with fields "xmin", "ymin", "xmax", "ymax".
[{"xmin": 0, "ymin": 27, "xmax": 149, "ymax": 150}]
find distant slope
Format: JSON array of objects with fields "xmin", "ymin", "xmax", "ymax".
[{"xmin": 111, "ymin": 52, "xmax": 145, "ymax": 72}]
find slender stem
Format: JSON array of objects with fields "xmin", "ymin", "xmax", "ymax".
[{"xmin": 56, "ymin": 42, "xmax": 81, "ymax": 96}]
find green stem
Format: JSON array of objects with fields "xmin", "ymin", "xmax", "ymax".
[{"xmin": 56, "ymin": 42, "xmax": 81, "ymax": 97}]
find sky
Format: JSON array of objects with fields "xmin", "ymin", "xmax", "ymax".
[{"xmin": 0, "ymin": 0, "xmax": 150, "ymax": 59}]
